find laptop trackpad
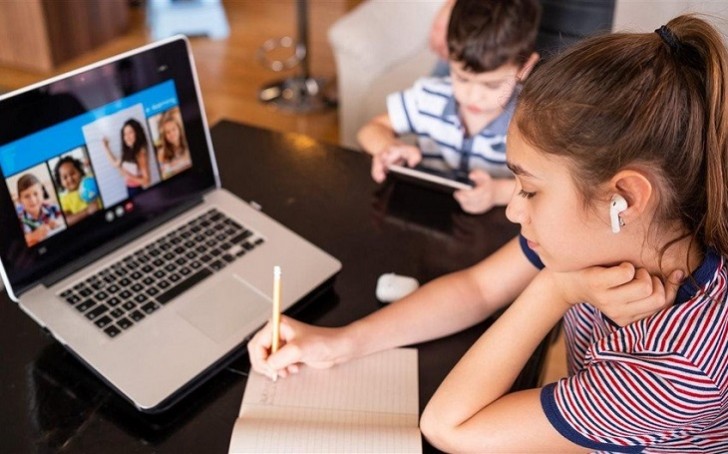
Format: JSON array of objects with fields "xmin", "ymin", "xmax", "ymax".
[{"xmin": 176, "ymin": 276, "xmax": 271, "ymax": 344}]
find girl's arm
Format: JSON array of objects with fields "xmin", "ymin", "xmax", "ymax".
[
  {"xmin": 63, "ymin": 210, "xmax": 87, "ymax": 225},
  {"xmin": 136, "ymin": 148, "xmax": 151, "ymax": 187},
  {"xmin": 157, "ymin": 146, "xmax": 167, "ymax": 164},
  {"xmin": 250, "ymin": 237, "xmax": 539, "ymax": 376},
  {"xmin": 420, "ymin": 262, "xmax": 682, "ymax": 452},
  {"xmin": 102, "ymin": 137, "xmax": 121, "ymax": 168},
  {"xmin": 63, "ymin": 201, "xmax": 99, "ymax": 225},
  {"xmin": 421, "ymin": 269, "xmax": 587, "ymax": 452}
]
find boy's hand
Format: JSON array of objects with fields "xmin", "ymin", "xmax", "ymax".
[
  {"xmin": 453, "ymin": 170, "xmax": 515, "ymax": 214},
  {"xmin": 371, "ymin": 144, "xmax": 422, "ymax": 183},
  {"xmin": 454, "ymin": 170, "xmax": 495, "ymax": 214},
  {"xmin": 550, "ymin": 263, "xmax": 684, "ymax": 326},
  {"xmin": 30, "ymin": 224, "xmax": 50, "ymax": 243}
]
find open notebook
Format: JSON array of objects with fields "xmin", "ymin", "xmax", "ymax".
[{"xmin": 229, "ymin": 348, "xmax": 421, "ymax": 453}]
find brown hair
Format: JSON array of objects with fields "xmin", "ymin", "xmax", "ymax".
[
  {"xmin": 159, "ymin": 111, "xmax": 188, "ymax": 162},
  {"xmin": 447, "ymin": 0, "xmax": 541, "ymax": 73},
  {"xmin": 516, "ymin": 15, "xmax": 728, "ymax": 256},
  {"xmin": 17, "ymin": 173, "xmax": 42, "ymax": 196}
]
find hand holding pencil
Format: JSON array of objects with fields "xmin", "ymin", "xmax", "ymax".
[{"xmin": 247, "ymin": 265, "xmax": 343, "ymax": 380}]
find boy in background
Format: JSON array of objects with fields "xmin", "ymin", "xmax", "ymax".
[{"xmin": 358, "ymin": 0, "xmax": 540, "ymax": 214}]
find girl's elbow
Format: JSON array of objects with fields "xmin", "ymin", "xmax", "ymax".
[{"xmin": 420, "ymin": 407, "xmax": 460, "ymax": 452}]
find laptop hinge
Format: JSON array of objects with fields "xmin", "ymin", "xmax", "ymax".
[{"xmin": 41, "ymin": 196, "xmax": 205, "ymax": 288}]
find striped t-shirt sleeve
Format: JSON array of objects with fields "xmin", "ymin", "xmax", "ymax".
[
  {"xmin": 386, "ymin": 87, "xmax": 419, "ymax": 136},
  {"xmin": 541, "ymin": 354, "xmax": 723, "ymax": 451}
]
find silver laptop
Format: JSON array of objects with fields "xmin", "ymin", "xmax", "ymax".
[{"xmin": 0, "ymin": 36, "xmax": 341, "ymax": 412}]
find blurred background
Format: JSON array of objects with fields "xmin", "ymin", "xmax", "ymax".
[{"xmin": 0, "ymin": 0, "xmax": 353, "ymax": 145}]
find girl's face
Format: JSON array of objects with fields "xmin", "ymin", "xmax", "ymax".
[
  {"xmin": 504, "ymin": 124, "xmax": 617, "ymax": 272},
  {"xmin": 59, "ymin": 162, "xmax": 82, "ymax": 191},
  {"xmin": 450, "ymin": 60, "xmax": 520, "ymax": 120},
  {"xmin": 19, "ymin": 183, "xmax": 43, "ymax": 216},
  {"xmin": 123, "ymin": 125, "xmax": 136, "ymax": 147},
  {"xmin": 163, "ymin": 121, "xmax": 181, "ymax": 147}
]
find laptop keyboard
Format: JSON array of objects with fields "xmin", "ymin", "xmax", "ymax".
[{"xmin": 57, "ymin": 208, "xmax": 265, "ymax": 338}]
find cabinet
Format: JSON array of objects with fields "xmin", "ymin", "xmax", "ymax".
[{"xmin": 0, "ymin": 0, "xmax": 128, "ymax": 72}]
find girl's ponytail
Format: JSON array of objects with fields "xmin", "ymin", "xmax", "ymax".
[{"xmin": 672, "ymin": 15, "xmax": 728, "ymax": 255}]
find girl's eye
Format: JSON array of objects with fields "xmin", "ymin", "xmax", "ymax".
[{"xmin": 517, "ymin": 189, "xmax": 536, "ymax": 199}]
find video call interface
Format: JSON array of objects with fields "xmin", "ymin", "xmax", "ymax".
[{"xmin": 0, "ymin": 81, "xmax": 193, "ymax": 249}]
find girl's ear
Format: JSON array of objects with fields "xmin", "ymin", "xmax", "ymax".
[
  {"xmin": 610, "ymin": 170, "xmax": 653, "ymax": 224},
  {"xmin": 516, "ymin": 52, "xmax": 540, "ymax": 82}
]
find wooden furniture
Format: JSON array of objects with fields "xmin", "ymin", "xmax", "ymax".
[
  {"xmin": 0, "ymin": 121, "xmax": 546, "ymax": 453},
  {"xmin": 0, "ymin": 0, "xmax": 128, "ymax": 72}
]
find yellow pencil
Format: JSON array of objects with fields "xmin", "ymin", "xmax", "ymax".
[{"xmin": 271, "ymin": 265, "xmax": 282, "ymax": 353}]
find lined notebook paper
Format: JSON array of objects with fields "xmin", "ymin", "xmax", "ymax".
[{"xmin": 229, "ymin": 348, "xmax": 421, "ymax": 453}]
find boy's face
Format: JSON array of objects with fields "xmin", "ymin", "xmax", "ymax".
[
  {"xmin": 20, "ymin": 183, "xmax": 44, "ymax": 216},
  {"xmin": 450, "ymin": 60, "xmax": 521, "ymax": 120}
]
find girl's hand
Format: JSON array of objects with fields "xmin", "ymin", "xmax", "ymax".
[
  {"xmin": 247, "ymin": 316, "xmax": 351, "ymax": 380},
  {"xmin": 550, "ymin": 263, "xmax": 684, "ymax": 326},
  {"xmin": 86, "ymin": 201, "xmax": 100, "ymax": 215},
  {"xmin": 370, "ymin": 144, "xmax": 422, "ymax": 183}
]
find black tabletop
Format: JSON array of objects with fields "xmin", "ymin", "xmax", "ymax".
[{"xmin": 1, "ymin": 121, "xmax": 540, "ymax": 453}]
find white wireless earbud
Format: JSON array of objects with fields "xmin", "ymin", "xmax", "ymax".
[{"xmin": 610, "ymin": 195, "xmax": 628, "ymax": 233}]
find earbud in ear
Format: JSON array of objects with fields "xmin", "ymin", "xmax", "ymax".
[{"xmin": 610, "ymin": 195, "xmax": 628, "ymax": 233}]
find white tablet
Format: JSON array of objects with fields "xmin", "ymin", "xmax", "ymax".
[{"xmin": 388, "ymin": 164, "xmax": 474, "ymax": 193}]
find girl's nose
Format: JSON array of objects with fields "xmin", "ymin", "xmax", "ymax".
[{"xmin": 505, "ymin": 195, "xmax": 526, "ymax": 225}]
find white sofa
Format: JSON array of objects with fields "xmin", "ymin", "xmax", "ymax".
[
  {"xmin": 328, "ymin": 0, "xmax": 728, "ymax": 150},
  {"xmin": 328, "ymin": 0, "xmax": 444, "ymax": 150}
]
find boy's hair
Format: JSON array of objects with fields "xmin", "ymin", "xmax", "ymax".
[
  {"xmin": 53, "ymin": 155, "xmax": 85, "ymax": 188},
  {"xmin": 447, "ymin": 0, "xmax": 541, "ymax": 72},
  {"xmin": 515, "ymin": 15, "xmax": 728, "ymax": 257},
  {"xmin": 17, "ymin": 173, "xmax": 47, "ymax": 199}
]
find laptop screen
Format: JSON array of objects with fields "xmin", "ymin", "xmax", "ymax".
[{"xmin": 0, "ymin": 37, "xmax": 216, "ymax": 294}]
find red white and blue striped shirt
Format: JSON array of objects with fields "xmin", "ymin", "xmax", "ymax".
[{"xmin": 520, "ymin": 237, "xmax": 728, "ymax": 452}]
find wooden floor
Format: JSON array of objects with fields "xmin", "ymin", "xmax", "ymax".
[{"xmin": 0, "ymin": 0, "xmax": 346, "ymax": 145}]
